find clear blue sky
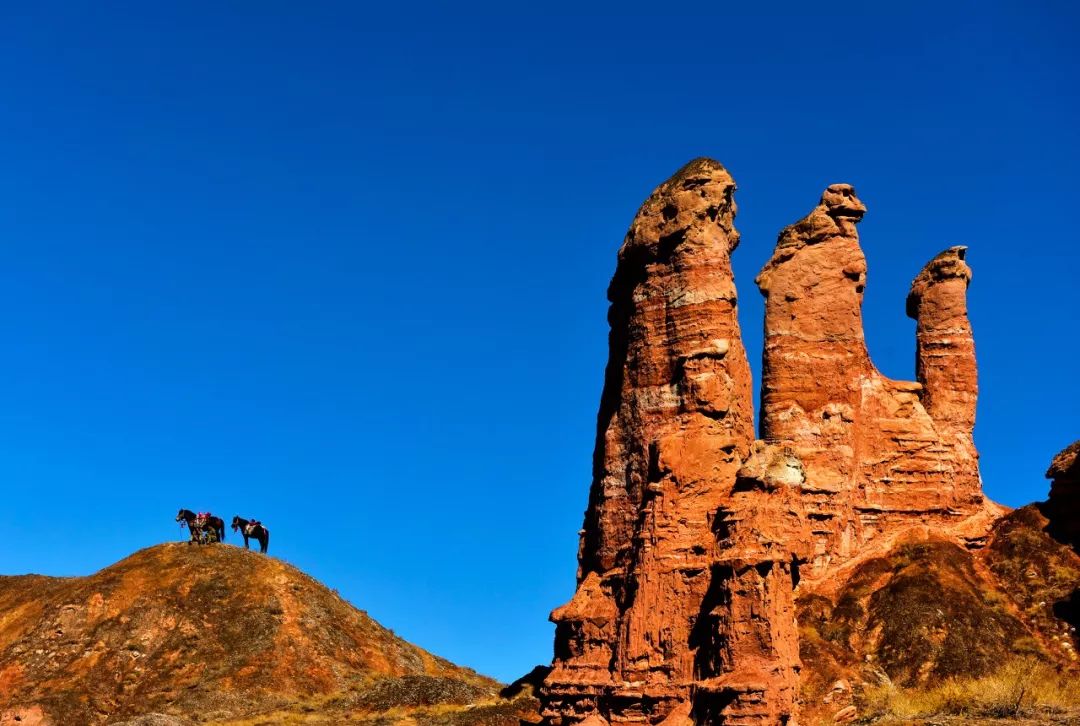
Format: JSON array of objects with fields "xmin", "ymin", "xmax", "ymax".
[{"xmin": 1, "ymin": 1, "xmax": 1077, "ymax": 682}]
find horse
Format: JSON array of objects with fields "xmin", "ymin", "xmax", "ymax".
[
  {"xmin": 176, "ymin": 508, "xmax": 225, "ymax": 545},
  {"xmin": 231, "ymin": 516, "xmax": 270, "ymax": 553}
]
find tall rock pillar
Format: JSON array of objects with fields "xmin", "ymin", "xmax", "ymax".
[
  {"xmin": 541, "ymin": 159, "xmax": 757, "ymax": 725},
  {"xmin": 754, "ymin": 185, "xmax": 868, "ymax": 573},
  {"xmin": 907, "ymin": 246, "xmax": 980, "ymax": 502}
]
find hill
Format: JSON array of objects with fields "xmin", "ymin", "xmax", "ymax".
[
  {"xmin": 0, "ymin": 543, "xmax": 538, "ymax": 725},
  {"xmin": 797, "ymin": 504, "xmax": 1080, "ymax": 723}
]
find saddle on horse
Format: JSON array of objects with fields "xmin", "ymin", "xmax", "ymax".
[{"xmin": 194, "ymin": 512, "xmax": 219, "ymax": 543}]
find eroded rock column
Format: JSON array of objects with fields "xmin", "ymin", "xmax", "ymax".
[
  {"xmin": 754, "ymin": 185, "xmax": 868, "ymax": 574},
  {"xmin": 907, "ymin": 246, "xmax": 980, "ymax": 503},
  {"xmin": 756, "ymin": 186, "xmax": 995, "ymax": 579},
  {"xmin": 542, "ymin": 158, "xmax": 757, "ymax": 725}
]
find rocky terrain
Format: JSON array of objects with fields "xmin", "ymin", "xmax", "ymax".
[
  {"xmin": 540, "ymin": 159, "xmax": 1080, "ymax": 726},
  {"xmin": 0, "ymin": 544, "xmax": 539, "ymax": 725},
  {"xmin": 1043, "ymin": 443, "xmax": 1080, "ymax": 551}
]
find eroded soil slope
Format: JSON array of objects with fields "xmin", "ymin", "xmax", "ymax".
[
  {"xmin": 0, "ymin": 543, "xmax": 534, "ymax": 725},
  {"xmin": 798, "ymin": 505, "xmax": 1080, "ymax": 722}
]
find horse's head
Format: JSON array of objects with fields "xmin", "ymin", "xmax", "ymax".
[
  {"xmin": 231, "ymin": 515, "xmax": 240, "ymax": 531},
  {"xmin": 175, "ymin": 508, "xmax": 188, "ymax": 522}
]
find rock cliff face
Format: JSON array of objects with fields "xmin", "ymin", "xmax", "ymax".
[
  {"xmin": 541, "ymin": 160, "xmax": 1012, "ymax": 726},
  {"xmin": 1044, "ymin": 441, "xmax": 1080, "ymax": 549}
]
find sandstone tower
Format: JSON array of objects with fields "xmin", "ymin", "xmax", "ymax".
[{"xmin": 541, "ymin": 159, "xmax": 1001, "ymax": 726}]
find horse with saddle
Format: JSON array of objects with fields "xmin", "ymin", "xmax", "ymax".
[
  {"xmin": 174, "ymin": 508, "xmax": 270, "ymax": 553},
  {"xmin": 231, "ymin": 516, "xmax": 270, "ymax": 553},
  {"xmin": 176, "ymin": 509, "xmax": 226, "ymax": 545}
]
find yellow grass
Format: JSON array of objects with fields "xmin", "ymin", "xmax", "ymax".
[
  {"xmin": 859, "ymin": 658, "xmax": 1080, "ymax": 721},
  {"xmin": 212, "ymin": 691, "xmax": 538, "ymax": 726}
]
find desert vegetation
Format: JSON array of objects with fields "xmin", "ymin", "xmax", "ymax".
[{"xmin": 857, "ymin": 658, "xmax": 1080, "ymax": 723}]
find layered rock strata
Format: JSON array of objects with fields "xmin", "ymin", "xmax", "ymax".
[
  {"xmin": 756, "ymin": 188, "xmax": 997, "ymax": 581},
  {"xmin": 542, "ymin": 160, "xmax": 1000, "ymax": 726},
  {"xmin": 543, "ymin": 159, "xmax": 805, "ymax": 725}
]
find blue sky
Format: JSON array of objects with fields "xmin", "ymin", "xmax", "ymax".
[{"xmin": 1, "ymin": 1, "xmax": 1076, "ymax": 682}]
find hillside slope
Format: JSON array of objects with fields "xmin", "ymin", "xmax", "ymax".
[
  {"xmin": 0, "ymin": 543, "xmax": 531, "ymax": 725},
  {"xmin": 797, "ymin": 504, "xmax": 1080, "ymax": 723}
]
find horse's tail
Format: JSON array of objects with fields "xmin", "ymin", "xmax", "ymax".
[
  {"xmin": 218, "ymin": 522, "xmax": 226, "ymax": 542},
  {"xmin": 264, "ymin": 529, "xmax": 270, "ymax": 553}
]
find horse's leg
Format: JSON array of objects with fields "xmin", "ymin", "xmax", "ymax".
[{"xmin": 243, "ymin": 535, "xmax": 249, "ymax": 549}]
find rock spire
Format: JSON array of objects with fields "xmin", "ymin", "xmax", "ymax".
[{"xmin": 542, "ymin": 161, "xmax": 999, "ymax": 726}]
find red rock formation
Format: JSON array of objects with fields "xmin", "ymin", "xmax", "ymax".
[
  {"xmin": 907, "ymin": 246, "xmax": 977, "ymax": 444},
  {"xmin": 754, "ymin": 185, "xmax": 870, "ymax": 575},
  {"xmin": 543, "ymin": 159, "xmax": 806, "ymax": 726},
  {"xmin": 544, "ymin": 162, "xmax": 1004, "ymax": 726},
  {"xmin": 756, "ymin": 187, "xmax": 997, "ymax": 581},
  {"xmin": 1044, "ymin": 441, "xmax": 1080, "ymax": 549},
  {"xmin": 699, "ymin": 442, "xmax": 811, "ymax": 724}
]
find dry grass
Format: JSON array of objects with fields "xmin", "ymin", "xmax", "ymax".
[
  {"xmin": 858, "ymin": 658, "xmax": 1080, "ymax": 721},
  {"xmin": 211, "ymin": 690, "xmax": 541, "ymax": 726}
]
